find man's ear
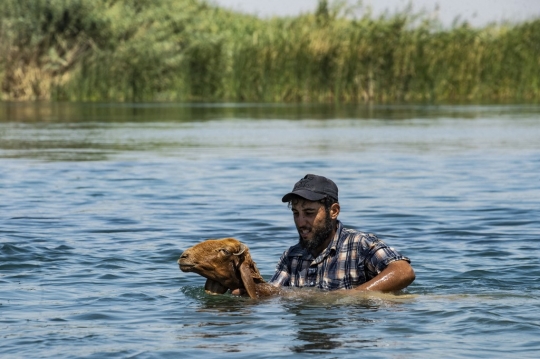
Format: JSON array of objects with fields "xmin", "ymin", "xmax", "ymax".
[{"xmin": 330, "ymin": 202, "xmax": 340, "ymax": 220}]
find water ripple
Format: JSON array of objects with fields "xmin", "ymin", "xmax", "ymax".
[{"xmin": 1, "ymin": 104, "xmax": 540, "ymax": 358}]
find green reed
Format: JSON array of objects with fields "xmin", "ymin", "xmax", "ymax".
[{"xmin": 1, "ymin": 0, "xmax": 539, "ymax": 102}]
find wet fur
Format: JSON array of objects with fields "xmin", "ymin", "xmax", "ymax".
[{"xmin": 178, "ymin": 237, "xmax": 279, "ymax": 299}]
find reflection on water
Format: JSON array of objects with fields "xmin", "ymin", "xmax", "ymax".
[
  {"xmin": 2, "ymin": 102, "xmax": 540, "ymax": 162},
  {"xmin": 285, "ymin": 301, "xmax": 375, "ymax": 353},
  {"xmin": 180, "ymin": 284, "xmax": 414, "ymax": 354},
  {"xmin": 3, "ymin": 102, "xmax": 540, "ymax": 123}
]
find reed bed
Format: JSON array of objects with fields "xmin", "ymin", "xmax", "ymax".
[{"xmin": 1, "ymin": 0, "xmax": 539, "ymax": 102}]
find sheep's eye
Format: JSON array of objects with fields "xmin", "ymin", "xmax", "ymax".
[{"xmin": 219, "ymin": 248, "xmax": 231, "ymax": 255}]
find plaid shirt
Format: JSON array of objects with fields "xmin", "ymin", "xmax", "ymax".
[{"xmin": 269, "ymin": 220, "xmax": 410, "ymax": 290}]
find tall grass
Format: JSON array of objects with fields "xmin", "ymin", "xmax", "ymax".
[{"xmin": 1, "ymin": 0, "xmax": 539, "ymax": 102}]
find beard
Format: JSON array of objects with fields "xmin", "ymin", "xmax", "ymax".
[{"xmin": 298, "ymin": 209, "xmax": 334, "ymax": 253}]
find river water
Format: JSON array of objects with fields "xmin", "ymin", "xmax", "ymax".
[{"xmin": 1, "ymin": 102, "xmax": 539, "ymax": 358}]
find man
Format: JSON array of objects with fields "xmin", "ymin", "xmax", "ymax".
[{"xmin": 269, "ymin": 174, "xmax": 415, "ymax": 292}]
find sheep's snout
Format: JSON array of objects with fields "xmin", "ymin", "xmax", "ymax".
[{"xmin": 178, "ymin": 252, "xmax": 195, "ymax": 272}]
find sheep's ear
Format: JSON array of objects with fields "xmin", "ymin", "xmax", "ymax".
[
  {"xmin": 204, "ymin": 278, "xmax": 228, "ymax": 295},
  {"xmin": 239, "ymin": 260, "xmax": 258, "ymax": 299}
]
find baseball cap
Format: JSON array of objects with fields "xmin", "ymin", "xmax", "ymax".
[{"xmin": 282, "ymin": 174, "xmax": 339, "ymax": 202}]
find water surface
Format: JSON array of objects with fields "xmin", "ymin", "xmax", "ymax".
[{"xmin": 1, "ymin": 102, "xmax": 539, "ymax": 358}]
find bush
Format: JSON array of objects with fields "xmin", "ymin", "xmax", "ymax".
[{"xmin": 1, "ymin": 0, "xmax": 539, "ymax": 102}]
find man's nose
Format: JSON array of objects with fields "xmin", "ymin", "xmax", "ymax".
[{"xmin": 295, "ymin": 214, "xmax": 308, "ymax": 227}]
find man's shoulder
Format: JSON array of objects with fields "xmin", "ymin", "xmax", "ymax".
[
  {"xmin": 338, "ymin": 226, "xmax": 381, "ymax": 247},
  {"xmin": 339, "ymin": 225, "xmax": 372, "ymax": 239}
]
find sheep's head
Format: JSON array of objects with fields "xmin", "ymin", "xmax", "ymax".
[{"xmin": 178, "ymin": 237, "xmax": 265, "ymax": 298}]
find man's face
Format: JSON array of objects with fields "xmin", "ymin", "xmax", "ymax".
[{"xmin": 291, "ymin": 198, "xmax": 333, "ymax": 252}]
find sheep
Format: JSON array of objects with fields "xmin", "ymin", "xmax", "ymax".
[{"xmin": 178, "ymin": 237, "xmax": 280, "ymax": 299}]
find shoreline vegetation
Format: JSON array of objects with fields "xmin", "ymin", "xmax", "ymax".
[{"xmin": 1, "ymin": 0, "xmax": 539, "ymax": 103}]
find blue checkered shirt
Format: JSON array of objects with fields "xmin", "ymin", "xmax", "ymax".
[{"xmin": 269, "ymin": 220, "xmax": 410, "ymax": 290}]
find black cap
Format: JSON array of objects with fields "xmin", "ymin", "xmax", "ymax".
[{"xmin": 282, "ymin": 174, "xmax": 338, "ymax": 202}]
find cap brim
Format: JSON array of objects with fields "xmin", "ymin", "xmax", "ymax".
[{"xmin": 282, "ymin": 190, "xmax": 326, "ymax": 202}]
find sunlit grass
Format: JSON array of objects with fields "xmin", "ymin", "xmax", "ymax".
[{"xmin": 1, "ymin": 0, "xmax": 539, "ymax": 103}]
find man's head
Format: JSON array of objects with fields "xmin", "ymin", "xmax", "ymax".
[{"xmin": 283, "ymin": 175, "xmax": 340, "ymax": 254}]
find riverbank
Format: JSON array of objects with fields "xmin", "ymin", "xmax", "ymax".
[{"xmin": 1, "ymin": 0, "xmax": 539, "ymax": 103}]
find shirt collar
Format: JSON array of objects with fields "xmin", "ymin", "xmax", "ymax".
[
  {"xmin": 316, "ymin": 220, "xmax": 342, "ymax": 260},
  {"xmin": 330, "ymin": 220, "xmax": 343, "ymax": 251}
]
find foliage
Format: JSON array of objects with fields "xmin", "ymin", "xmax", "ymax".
[{"xmin": 0, "ymin": 0, "xmax": 539, "ymax": 102}]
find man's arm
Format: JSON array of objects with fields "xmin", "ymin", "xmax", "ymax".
[{"xmin": 355, "ymin": 260, "xmax": 415, "ymax": 292}]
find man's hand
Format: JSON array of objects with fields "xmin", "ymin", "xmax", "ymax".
[{"xmin": 231, "ymin": 288, "xmax": 247, "ymax": 296}]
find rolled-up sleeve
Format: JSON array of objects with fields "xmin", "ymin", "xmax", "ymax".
[{"xmin": 361, "ymin": 233, "xmax": 410, "ymax": 278}]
